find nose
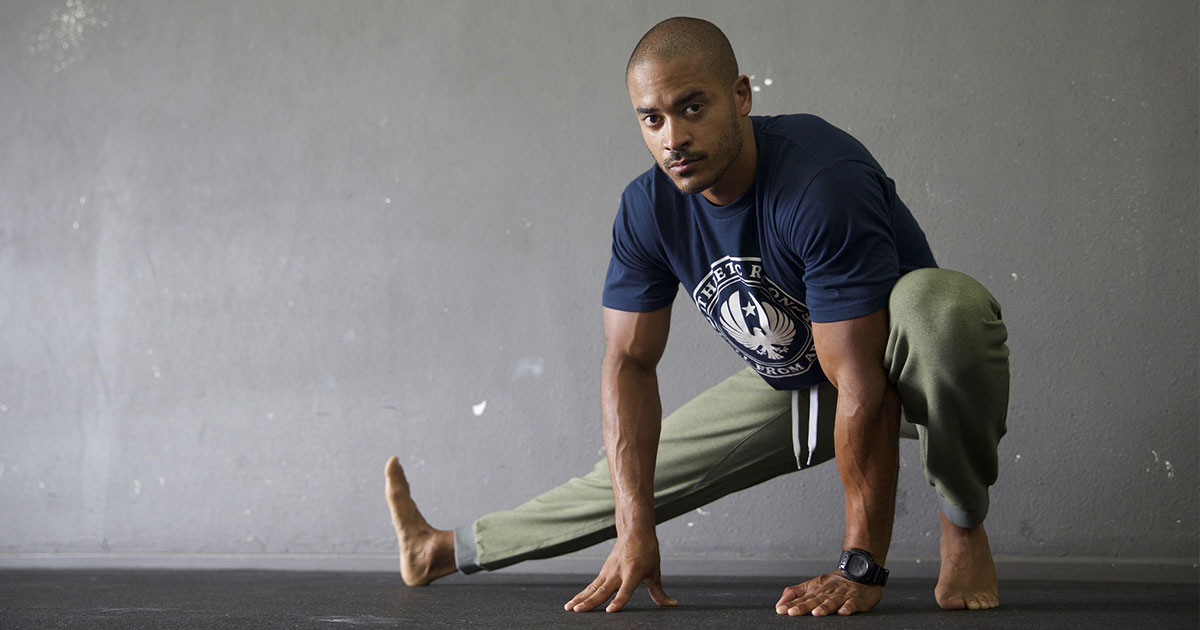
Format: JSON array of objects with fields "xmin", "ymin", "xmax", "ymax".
[{"xmin": 662, "ymin": 118, "xmax": 690, "ymax": 153}]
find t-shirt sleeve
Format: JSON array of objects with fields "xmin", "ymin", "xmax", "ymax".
[
  {"xmin": 793, "ymin": 161, "xmax": 899, "ymax": 323},
  {"xmin": 601, "ymin": 189, "xmax": 678, "ymax": 312}
]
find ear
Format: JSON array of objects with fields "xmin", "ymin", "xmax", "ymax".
[{"xmin": 732, "ymin": 75, "xmax": 753, "ymax": 116}]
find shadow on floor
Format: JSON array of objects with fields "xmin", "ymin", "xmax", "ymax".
[{"xmin": 1, "ymin": 570, "xmax": 1196, "ymax": 629}]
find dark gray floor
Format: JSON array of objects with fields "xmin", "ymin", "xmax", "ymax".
[{"xmin": 1, "ymin": 569, "xmax": 1197, "ymax": 629}]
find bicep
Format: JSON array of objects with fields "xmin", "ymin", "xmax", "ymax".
[
  {"xmin": 603, "ymin": 305, "xmax": 672, "ymax": 369},
  {"xmin": 811, "ymin": 308, "xmax": 889, "ymax": 395}
]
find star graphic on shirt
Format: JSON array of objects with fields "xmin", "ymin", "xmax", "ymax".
[{"xmin": 742, "ymin": 302, "xmax": 757, "ymax": 318}]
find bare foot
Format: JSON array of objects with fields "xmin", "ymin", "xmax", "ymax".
[
  {"xmin": 935, "ymin": 510, "xmax": 999, "ymax": 610},
  {"xmin": 385, "ymin": 456, "xmax": 457, "ymax": 586}
]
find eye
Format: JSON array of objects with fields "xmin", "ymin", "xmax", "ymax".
[
  {"xmin": 642, "ymin": 114, "xmax": 661, "ymax": 126},
  {"xmin": 684, "ymin": 103, "xmax": 703, "ymax": 115}
]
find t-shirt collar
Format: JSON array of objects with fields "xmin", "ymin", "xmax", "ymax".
[{"xmin": 696, "ymin": 118, "xmax": 761, "ymax": 219}]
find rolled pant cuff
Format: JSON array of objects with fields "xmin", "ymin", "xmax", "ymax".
[
  {"xmin": 938, "ymin": 492, "xmax": 989, "ymax": 528},
  {"xmin": 454, "ymin": 524, "xmax": 484, "ymax": 574}
]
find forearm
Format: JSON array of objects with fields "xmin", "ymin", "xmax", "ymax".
[
  {"xmin": 833, "ymin": 384, "xmax": 901, "ymax": 564},
  {"xmin": 600, "ymin": 352, "xmax": 662, "ymax": 536}
]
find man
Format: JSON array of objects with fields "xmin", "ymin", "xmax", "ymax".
[{"xmin": 385, "ymin": 17, "xmax": 1009, "ymax": 616}]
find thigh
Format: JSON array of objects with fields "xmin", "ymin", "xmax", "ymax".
[{"xmin": 653, "ymin": 368, "xmax": 800, "ymax": 496}]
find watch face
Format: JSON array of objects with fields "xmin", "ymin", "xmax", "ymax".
[{"xmin": 846, "ymin": 554, "xmax": 869, "ymax": 577}]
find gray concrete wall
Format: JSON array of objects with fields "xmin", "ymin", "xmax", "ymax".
[{"xmin": 2, "ymin": 0, "xmax": 1196, "ymax": 579}]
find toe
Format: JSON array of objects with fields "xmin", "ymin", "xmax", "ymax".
[
  {"xmin": 385, "ymin": 459, "xmax": 400, "ymax": 488},
  {"xmin": 386, "ymin": 460, "xmax": 411, "ymax": 495},
  {"xmin": 937, "ymin": 594, "xmax": 966, "ymax": 610}
]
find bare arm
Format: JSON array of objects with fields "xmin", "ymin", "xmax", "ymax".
[
  {"xmin": 565, "ymin": 305, "xmax": 677, "ymax": 613},
  {"xmin": 601, "ymin": 305, "xmax": 671, "ymax": 545},
  {"xmin": 776, "ymin": 308, "xmax": 900, "ymax": 616},
  {"xmin": 815, "ymin": 309, "xmax": 900, "ymax": 564}
]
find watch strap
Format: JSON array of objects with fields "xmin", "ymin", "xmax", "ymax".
[{"xmin": 838, "ymin": 548, "xmax": 889, "ymax": 587}]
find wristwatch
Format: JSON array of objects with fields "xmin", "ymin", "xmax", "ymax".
[{"xmin": 838, "ymin": 548, "xmax": 889, "ymax": 586}]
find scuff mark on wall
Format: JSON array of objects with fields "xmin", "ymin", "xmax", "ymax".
[
  {"xmin": 511, "ymin": 357, "xmax": 544, "ymax": 381},
  {"xmin": 1146, "ymin": 450, "xmax": 1176, "ymax": 479},
  {"xmin": 24, "ymin": 0, "xmax": 110, "ymax": 72},
  {"xmin": 748, "ymin": 74, "xmax": 775, "ymax": 93}
]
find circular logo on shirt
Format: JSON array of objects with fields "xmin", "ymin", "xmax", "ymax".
[{"xmin": 691, "ymin": 256, "xmax": 816, "ymax": 380}]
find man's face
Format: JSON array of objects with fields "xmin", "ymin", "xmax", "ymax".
[{"xmin": 627, "ymin": 58, "xmax": 747, "ymax": 197}]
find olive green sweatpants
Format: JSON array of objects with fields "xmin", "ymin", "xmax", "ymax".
[{"xmin": 455, "ymin": 268, "xmax": 1009, "ymax": 573}]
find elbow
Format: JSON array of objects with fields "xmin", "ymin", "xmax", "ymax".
[
  {"xmin": 603, "ymin": 346, "xmax": 659, "ymax": 376},
  {"xmin": 837, "ymin": 385, "xmax": 901, "ymax": 429}
]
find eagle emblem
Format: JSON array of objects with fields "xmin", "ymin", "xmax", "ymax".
[
  {"xmin": 691, "ymin": 256, "xmax": 816, "ymax": 384},
  {"xmin": 718, "ymin": 291, "xmax": 796, "ymax": 360}
]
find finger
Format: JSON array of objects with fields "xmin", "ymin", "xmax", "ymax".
[
  {"xmin": 810, "ymin": 596, "xmax": 841, "ymax": 617},
  {"xmin": 775, "ymin": 586, "xmax": 801, "ymax": 609},
  {"xmin": 605, "ymin": 581, "xmax": 637, "ymax": 613},
  {"xmin": 564, "ymin": 582, "xmax": 601, "ymax": 610},
  {"xmin": 786, "ymin": 596, "xmax": 817, "ymax": 616},
  {"xmin": 776, "ymin": 584, "xmax": 811, "ymax": 613},
  {"xmin": 647, "ymin": 580, "xmax": 678, "ymax": 607},
  {"xmin": 565, "ymin": 582, "xmax": 606, "ymax": 611},
  {"xmin": 571, "ymin": 581, "xmax": 616, "ymax": 613},
  {"xmin": 571, "ymin": 588, "xmax": 607, "ymax": 612},
  {"xmin": 838, "ymin": 598, "xmax": 858, "ymax": 616}
]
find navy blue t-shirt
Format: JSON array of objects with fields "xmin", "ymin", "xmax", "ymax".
[{"xmin": 602, "ymin": 114, "xmax": 937, "ymax": 390}]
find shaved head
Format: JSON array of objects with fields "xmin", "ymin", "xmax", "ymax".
[
  {"xmin": 624, "ymin": 17, "xmax": 755, "ymax": 203},
  {"xmin": 626, "ymin": 17, "xmax": 739, "ymax": 87}
]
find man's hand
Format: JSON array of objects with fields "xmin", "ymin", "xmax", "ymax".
[
  {"xmin": 564, "ymin": 530, "xmax": 677, "ymax": 613},
  {"xmin": 774, "ymin": 572, "xmax": 883, "ymax": 616},
  {"xmin": 567, "ymin": 306, "xmax": 676, "ymax": 613}
]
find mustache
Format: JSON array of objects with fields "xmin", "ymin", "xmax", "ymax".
[{"xmin": 665, "ymin": 151, "xmax": 705, "ymax": 166}]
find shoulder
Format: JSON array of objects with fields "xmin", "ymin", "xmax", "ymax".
[
  {"xmin": 755, "ymin": 115, "xmax": 888, "ymax": 208},
  {"xmin": 807, "ymin": 160, "xmax": 887, "ymax": 200},
  {"xmin": 756, "ymin": 113, "xmax": 841, "ymax": 145},
  {"xmin": 755, "ymin": 114, "xmax": 877, "ymax": 171}
]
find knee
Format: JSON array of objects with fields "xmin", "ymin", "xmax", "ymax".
[{"xmin": 890, "ymin": 269, "xmax": 1006, "ymax": 352}]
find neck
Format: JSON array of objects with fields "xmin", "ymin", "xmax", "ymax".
[{"xmin": 701, "ymin": 118, "xmax": 757, "ymax": 206}]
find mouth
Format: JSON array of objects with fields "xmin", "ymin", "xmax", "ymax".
[{"xmin": 668, "ymin": 157, "xmax": 701, "ymax": 175}]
